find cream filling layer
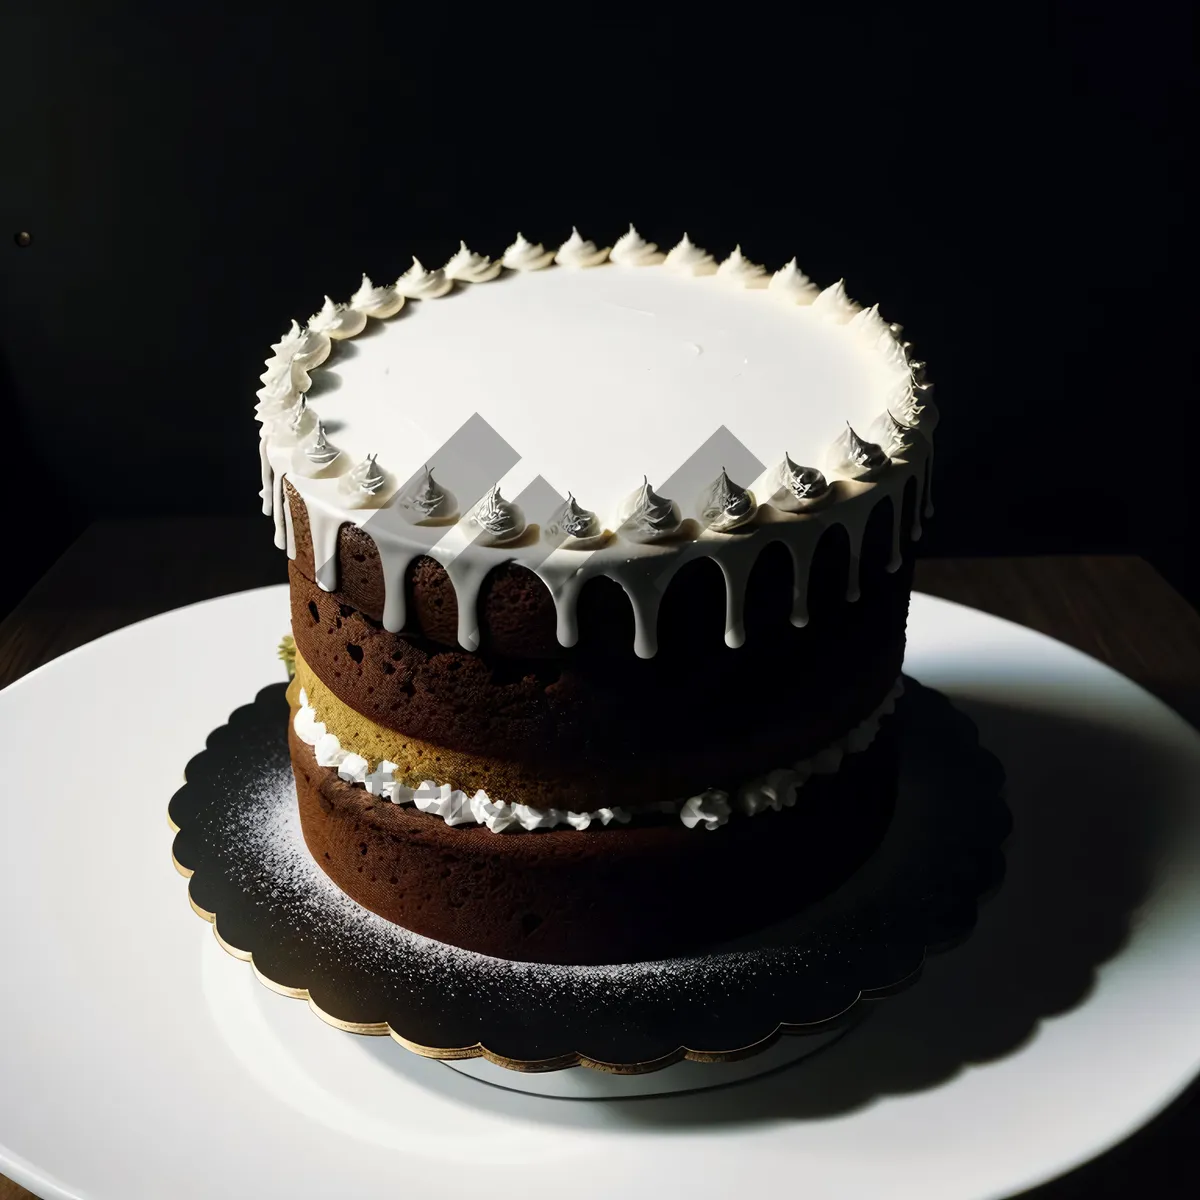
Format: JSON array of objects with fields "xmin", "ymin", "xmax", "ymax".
[{"xmin": 292, "ymin": 678, "xmax": 905, "ymax": 834}]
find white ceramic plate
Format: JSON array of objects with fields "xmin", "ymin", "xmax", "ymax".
[{"xmin": 1, "ymin": 587, "xmax": 1199, "ymax": 1200}]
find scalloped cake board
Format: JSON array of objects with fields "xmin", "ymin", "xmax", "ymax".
[
  {"xmin": 172, "ymin": 816, "xmax": 863, "ymax": 1097},
  {"xmin": 440, "ymin": 1028, "xmax": 854, "ymax": 1098},
  {"xmin": 167, "ymin": 676, "xmax": 1003, "ymax": 1091}
]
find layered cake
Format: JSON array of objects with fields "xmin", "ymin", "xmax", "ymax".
[{"xmin": 256, "ymin": 227, "xmax": 936, "ymax": 964}]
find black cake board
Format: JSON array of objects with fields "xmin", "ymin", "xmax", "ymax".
[{"xmin": 168, "ymin": 677, "xmax": 1009, "ymax": 1088}]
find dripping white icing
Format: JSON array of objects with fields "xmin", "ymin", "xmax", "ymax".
[
  {"xmin": 259, "ymin": 234, "xmax": 936, "ymax": 656},
  {"xmin": 273, "ymin": 444, "xmax": 929, "ymax": 656}
]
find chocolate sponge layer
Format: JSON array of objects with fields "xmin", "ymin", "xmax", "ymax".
[
  {"xmin": 290, "ymin": 714, "xmax": 900, "ymax": 965},
  {"xmin": 283, "ymin": 476, "xmax": 916, "ymax": 961},
  {"xmin": 285, "ymin": 478, "xmax": 916, "ymax": 808}
]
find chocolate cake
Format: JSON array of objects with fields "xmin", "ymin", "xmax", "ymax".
[{"xmin": 256, "ymin": 227, "xmax": 936, "ymax": 964}]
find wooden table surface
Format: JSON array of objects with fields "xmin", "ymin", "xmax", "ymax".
[{"xmin": 1, "ymin": 520, "xmax": 1198, "ymax": 1199}]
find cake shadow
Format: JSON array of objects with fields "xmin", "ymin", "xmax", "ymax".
[
  {"xmin": 306, "ymin": 369, "xmax": 343, "ymax": 398},
  {"xmin": 359, "ymin": 691, "xmax": 1182, "ymax": 1128}
]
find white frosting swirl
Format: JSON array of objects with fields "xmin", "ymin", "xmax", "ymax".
[
  {"xmin": 914, "ymin": 381, "xmax": 938, "ymax": 430},
  {"xmin": 292, "ymin": 325, "xmax": 332, "ymax": 370},
  {"xmin": 362, "ymin": 759, "xmax": 399, "ymax": 798},
  {"xmin": 470, "ymin": 484, "xmax": 526, "ymax": 545},
  {"xmin": 545, "ymin": 493, "xmax": 606, "ymax": 548},
  {"xmin": 397, "ymin": 465, "xmax": 458, "ymax": 524},
  {"xmin": 698, "ymin": 468, "xmax": 758, "ymax": 532},
  {"xmin": 663, "ymin": 233, "xmax": 716, "ymax": 276},
  {"xmin": 875, "ymin": 330, "xmax": 911, "ymax": 375},
  {"xmin": 846, "ymin": 303, "xmax": 891, "ymax": 344},
  {"xmin": 610, "ymin": 223, "xmax": 664, "ymax": 266},
  {"xmin": 255, "ymin": 357, "xmax": 310, "ymax": 416},
  {"xmin": 468, "ymin": 790, "xmax": 521, "ymax": 832},
  {"xmin": 259, "ymin": 354, "xmax": 311, "ymax": 390},
  {"xmin": 314, "ymin": 732, "xmax": 347, "ymax": 768},
  {"xmin": 291, "ymin": 420, "xmax": 342, "ymax": 477},
  {"xmin": 412, "ymin": 781, "xmax": 475, "ymax": 827},
  {"xmin": 869, "ymin": 409, "xmax": 916, "ymax": 458},
  {"xmin": 293, "ymin": 691, "xmax": 325, "ymax": 745},
  {"xmin": 395, "ymin": 257, "xmax": 453, "ymax": 299},
  {"xmin": 501, "ymin": 233, "xmax": 555, "ymax": 271},
  {"xmin": 554, "ymin": 227, "xmax": 610, "ymax": 268},
  {"xmin": 886, "ymin": 376, "xmax": 936, "ymax": 433},
  {"xmin": 337, "ymin": 753, "xmax": 369, "ymax": 783},
  {"xmin": 281, "ymin": 394, "xmax": 316, "ymax": 443},
  {"xmin": 885, "ymin": 377, "xmax": 921, "ymax": 422},
  {"xmin": 768, "ymin": 258, "xmax": 819, "ymax": 304},
  {"xmin": 716, "ymin": 245, "xmax": 768, "ymax": 288},
  {"xmin": 617, "ymin": 477, "xmax": 682, "ymax": 542},
  {"xmin": 308, "ymin": 295, "xmax": 368, "ymax": 339},
  {"xmin": 771, "ymin": 454, "xmax": 830, "ymax": 512},
  {"xmin": 339, "ymin": 454, "xmax": 391, "ymax": 507},
  {"xmin": 827, "ymin": 423, "xmax": 890, "ymax": 480},
  {"xmin": 443, "ymin": 241, "xmax": 502, "ymax": 283},
  {"xmin": 270, "ymin": 320, "xmax": 304, "ymax": 359},
  {"xmin": 350, "ymin": 274, "xmax": 404, "ymax": 319},
  {"xmin": 810, "ymin": 278, "xmax": 860, "ymax": 324},
  {"xmin": 679, "ymin": 790, "xmax": 732, "ymax": 831}
]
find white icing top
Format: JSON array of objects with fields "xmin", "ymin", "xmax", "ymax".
[
  {"xmin": 274, "ymin": 263, "xmax": 906, "ymax": 517},
  {"xmin": 258, "ymin": 231, "xmax": 934, "ymax": 654}
]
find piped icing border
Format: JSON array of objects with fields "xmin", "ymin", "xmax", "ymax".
[
  {"xmin": 292, "ymin": 678, "xmax": 905, "ymax": 834},
  {"xmin": 257, "ymin": 228, "xmax": 937, "ymax": 659}
]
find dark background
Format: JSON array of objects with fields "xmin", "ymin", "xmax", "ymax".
[
  {"xmin": 0, "ymin": 7, "xmax": 1195, "ymax": 1196},
  {"xmin": 0, "ymin": 1, "xmax": 1192, "ymax": 624}
]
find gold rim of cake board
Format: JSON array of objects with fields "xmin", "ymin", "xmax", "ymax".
[{"xmin": 172, "ymin": 799, "xmax": 922, "ymax": 1073}]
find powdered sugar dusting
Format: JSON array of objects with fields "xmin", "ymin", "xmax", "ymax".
[{"xmin": 221, "ymin": 760, "xmax": 825, "ymax": 1006}]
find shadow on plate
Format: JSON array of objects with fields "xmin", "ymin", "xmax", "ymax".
[{"xmin": 351, "ymin": 689, "xmax": 1188, "ymax": 1131}]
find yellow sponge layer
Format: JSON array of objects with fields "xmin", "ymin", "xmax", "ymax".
[{"xmin": 289, "ymin": 647, "xmax": 551, "ymax": 806}]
